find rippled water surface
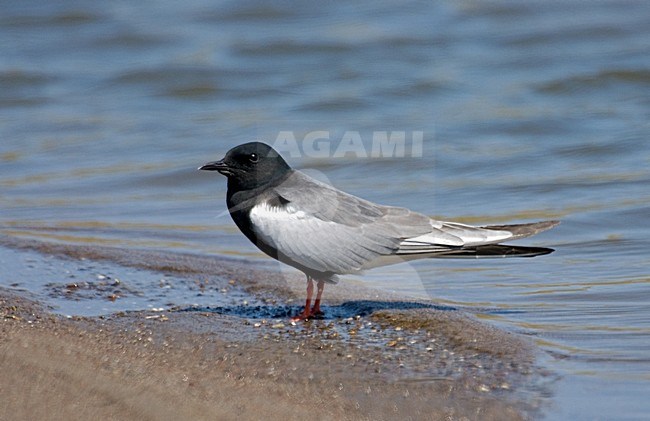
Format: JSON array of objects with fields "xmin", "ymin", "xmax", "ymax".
[{"xmin": 2, "ymin": 1, "xmax": 649, "ymax": 419}]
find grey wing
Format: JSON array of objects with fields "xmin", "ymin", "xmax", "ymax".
[
  {"xmin": 249, "ymin": 203, "xmax": 394, "ymax": 274},
  {"xmin": 258, "ymin": 171, "xmax": 519, "ymax": 275},
  {"xmin": 252, "ymin": 171, "xmax": 434, "ymax": 274}
]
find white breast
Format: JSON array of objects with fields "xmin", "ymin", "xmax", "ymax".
[{"xmin": 249, "ymin": 201, "xmax": 310, "ymax": 248}]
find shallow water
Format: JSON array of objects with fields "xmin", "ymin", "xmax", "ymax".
[{"xmin": 1, "ymin": 0, "xmax": 649, "ymax": 419}]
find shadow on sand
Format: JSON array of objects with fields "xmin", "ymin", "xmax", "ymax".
[{"xmin": 177, "ymin": 300, "xmax": 457, "ymax": 320}]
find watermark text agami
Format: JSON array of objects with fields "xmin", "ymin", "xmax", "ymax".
[{"xmin": 272, "ymin": 130, "xmax": 425, "ymax": 158}]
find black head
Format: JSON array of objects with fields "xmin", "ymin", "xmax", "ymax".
[{"xmin": 199, "ymin": 142, "xmax": 291, "ymax": 190}]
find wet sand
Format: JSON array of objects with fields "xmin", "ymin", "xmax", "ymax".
[{"xmin": 0, "ymin": 235, "xmax": 549, "ymax": 420}]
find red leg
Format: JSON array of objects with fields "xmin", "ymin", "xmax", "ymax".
[
  {"xmin": 311, "ymin": 280, "xmax": 325, "ymax": 317},
  {"xmin": 291, "ymin": 276, "xmax": 314, "ymax": 321}
]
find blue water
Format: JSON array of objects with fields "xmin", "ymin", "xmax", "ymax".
[{"xmin": 2, "ymin": 1, "xmax": 649, "ymax": 419}]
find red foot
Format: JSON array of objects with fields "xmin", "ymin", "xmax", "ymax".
[
  {"xmin": 310, "ymin": 310, "xmax": 325, "ymax": 319},
  {"xmin": 291, "ymin": 309, "xmax": 311, "ymax": 321},
  {"xmin": 310, "ymin": 303, "xmax": 324, "ymax": 319},
  {"xmin": 290, "ymin": 307, "xmax": 325, "ymax": 322},
  {"xmin": 292, "ymin": 278, "xmax": 326, "ymax": 321}
]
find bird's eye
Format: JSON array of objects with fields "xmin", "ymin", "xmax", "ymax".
[{"xmin": 249, "ymin": 153, "xmax": 259, "ymax": 163}]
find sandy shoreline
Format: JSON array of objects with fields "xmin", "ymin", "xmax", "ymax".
[{"xmin": 0, "ymin": 235, "xmax": 549, "ymax": 420}]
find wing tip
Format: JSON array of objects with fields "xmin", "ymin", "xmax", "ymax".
[
  {"xmin": 483, "ymin": 219, "xmax": 560, "ymax": 240},
  {"xmin": 454, "ymin": 244, "xmax": 556, "ymax": 258}
]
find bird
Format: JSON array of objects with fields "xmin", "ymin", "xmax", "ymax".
[{"xmin": 199, "ymin": 142, "xmax": 559, "ymax": 320}]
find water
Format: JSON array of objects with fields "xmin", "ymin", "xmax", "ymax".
[{"xmin": 1, "ymin": 0, "xmax": 649, "ymax": 419}]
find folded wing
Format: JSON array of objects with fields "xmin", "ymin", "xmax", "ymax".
[{"xmin": 250, "ymin": 170, "xmax": 557, "ymax": 275}]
